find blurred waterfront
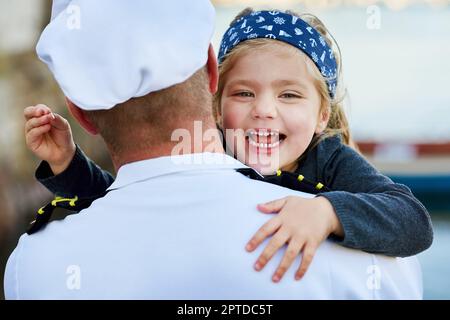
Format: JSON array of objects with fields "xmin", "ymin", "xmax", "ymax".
[{"xmin": 0, "ymin": 0, "xmax": 449, "ymax": 299}]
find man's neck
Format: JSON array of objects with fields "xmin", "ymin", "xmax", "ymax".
[{"xmin": 109, "ymin": 122, "xmax": 225, "ymax": 172}]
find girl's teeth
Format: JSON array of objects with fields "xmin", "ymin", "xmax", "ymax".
[
  {"xmin": 247, "ymin": 130, "xmax": 283, "ymax": 148},
  {"xmin": 248, "ymin": 130, "xmax": 280, "ymax": 136},
  {"xmin": 248, "ymin": 140, "xmax": 281, "ymax": 148}
]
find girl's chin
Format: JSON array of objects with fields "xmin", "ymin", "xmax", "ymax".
[
  {"xmin": 245, "ymin": 155, "xmax": 280, "ymax": 176},
  {"xmin": 234, "ymin": 151, "xmax": 279, "ymax": 175},
  {"xmin": 244, "ymin": 137, "xmax": 283, "ymax": 167}
]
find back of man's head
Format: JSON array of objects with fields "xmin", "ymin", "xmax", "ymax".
[{"xmin": 85, "ymin": 66, "xmax": 212, "ymax": 156}]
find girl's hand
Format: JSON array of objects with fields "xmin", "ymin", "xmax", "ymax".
[
  {"xmin": 24, "ymin": 104, "xmax": 76, "ymax": 175},
  {"xmin": 246, "ymin": 196, "xmax": 343, "ymax": 283}
]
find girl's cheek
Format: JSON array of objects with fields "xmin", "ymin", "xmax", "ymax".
[
  {"xmin": 283, "ymin": 109, "xmax": 316, "ymax": 135},
  {"xmin": 222, "ymin": 104, "xmax": 246, "ymax": 129}
]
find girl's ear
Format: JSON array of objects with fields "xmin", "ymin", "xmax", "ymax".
[{"xmin": 315, "ymin": 107, "xmax": 330, "ymax": 134}]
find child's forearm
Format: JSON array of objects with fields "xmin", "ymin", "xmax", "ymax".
[
  {"xmin": 48, "ymin": 143, "xmax": 76, "ymax": 176},
  {"xmin": 319, "ymin": 186, "xmax": 433, "ymax": 257},
  {"xmin": 36, "ymin": 145, "xmax": 115, "ymax": 198},
  {"xmin": 315, "ymin": 196, "xmax": 344, "ymax": 238},
  {"xmin": 319, "ymin": 139, "xmax": 433, "ymax": 257}
]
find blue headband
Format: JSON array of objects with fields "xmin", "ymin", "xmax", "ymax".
[{"xmin": 218, "ymin": 10, "xmax": 338, "ymax": 98}]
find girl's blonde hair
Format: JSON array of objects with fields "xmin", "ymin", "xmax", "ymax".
[{"xmin": 213, "ymin": 8, "xmax": 359, "ymax": 162}]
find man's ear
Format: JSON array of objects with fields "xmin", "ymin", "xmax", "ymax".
[
  {"xmin": 207, "ymin": 44, "xmax": 219, "ymax": 94},
  {"xmin": 65, "ymin": 98, "xmax": 98, "ymax": 135}
]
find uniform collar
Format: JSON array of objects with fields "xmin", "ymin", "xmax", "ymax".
[{"xmin": 107, "ymin": 152, "xmax": 248, "ymax": 191}]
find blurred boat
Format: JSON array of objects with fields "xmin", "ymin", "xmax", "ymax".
[{"xmin": 357, "ymin": 141, "xmax": 450, "ymax": 212}]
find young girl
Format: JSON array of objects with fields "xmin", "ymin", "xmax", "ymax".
[{"xmin": 24, "ymin": 8, "xmax": 433, "ymax": 283}]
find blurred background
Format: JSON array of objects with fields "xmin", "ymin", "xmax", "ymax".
[{"xmin": 0, "ymin": 0, "xmax": 449, "ymax": 299}]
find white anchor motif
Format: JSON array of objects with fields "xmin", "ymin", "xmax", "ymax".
[
  {"xmin": 243, "ymin": 26, "xmax": 253, "ymax": 34},
  {"xmin": 306, "ymin": 26, "xmax": 314, "ymax": 34},
  {"xmin": 279, "ymin": 30, "xmax": 292, "ymax": 38},
  {"xmin": 310, "ymin": 38, "xmax": 317, "ymax": 47},
  {"xmin": 265, "ymin": 34, "xmax": 277, "ymax": 39},
  {"xmin": 241, "ymin": 19, "xmax": 247, "ymax": 29},
  {"xmin": 268, "ymin": 11, "xmax": 279, "ymax": 15},
  {"xmin": 292, "ymin": 16, "xmax": 299, "ymax": 24},
  {"xmin": 227, "ymin": 27, "xmax": 235, "ymax": 36},
  {"xmin": 294, "ymin": 28, "xmax": 303, "ymax": 35},
  {"xmin": 259, "ymin": 25, "xmax": 273, "ymax": 31},
  {"xmin": 256, "ymin": 16, "xmax": 265, "ymax": 23}
]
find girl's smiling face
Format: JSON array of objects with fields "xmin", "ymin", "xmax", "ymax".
[{"xmin": 220, "ymin": 43, "xmax": 329, "ymax": 175}]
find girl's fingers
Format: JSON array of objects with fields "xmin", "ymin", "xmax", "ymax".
[
  {"xmin": 254, "ymin": 229, "xmax": 290, "ymax": 272},
  {"xmin": 24, "ymin": 106, "xmax": 36, "ymax": 120},
  {"xmin": 25, "ymin": 114, "xmax": 54, "ymax": 133},
  {"xmin": 257, "ymin": 197, "xmax": 288, "ymax": 214},
  {"xmin": 246, "ymin": 217, "xmax": 281, "ymax": 252},
  {"xmin": 24, "ymin": 106, "xmax": 44, "ymax": 120},
  {"xmin": 272, "ymin": 240, "xmax": 303, "ymax": 283},
  {"xmin": 26, "ymin": 124, "xmax": 52, "ymax": 146},
  {"xmin": 35, "ymin": 104, "xmax": 52, "ymax": 117},
  {"xmin": 50, "ymin": 113, "xmax": 70, "ymax": 131},
  {"xmin": 295, "ymin": 243, "xmax": 318, "ymax": 281},
  {"xmin": 24, "ymin": 105, "xmax": 51, "ymax": 120}
]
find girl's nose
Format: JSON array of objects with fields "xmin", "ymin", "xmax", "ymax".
[{"xmin": 251, "ymin": 99, "xmax": 277, "ymax": 120}]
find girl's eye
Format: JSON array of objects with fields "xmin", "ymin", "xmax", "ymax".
[
  {"xmin": 234, "ymin": 91, "xmax": 254, "ymax": 98},
  {"xmin": 280, "ymin": 93, "xmax": 302, "ymax": 99}
]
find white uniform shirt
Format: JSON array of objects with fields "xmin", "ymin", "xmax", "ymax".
[{"xmin": 4, "ymin": 153, "xmax": 422, "ymax": 299}]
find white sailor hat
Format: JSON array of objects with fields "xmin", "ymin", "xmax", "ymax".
[{"xmin": 37, "ymin": 0, "xmax": 215, "ymax": 110}]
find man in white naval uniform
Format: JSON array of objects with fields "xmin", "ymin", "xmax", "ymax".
[{"xmin": 4, "ymin": 0, "xmax": 422, "ymax": 299}]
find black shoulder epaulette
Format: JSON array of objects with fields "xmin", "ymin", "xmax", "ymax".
[{"xmin": 27, "ymin": 192, "xmax": 107, "ymax": 235}]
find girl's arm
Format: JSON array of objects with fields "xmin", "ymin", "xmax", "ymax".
[
  {"xmin": 35, "ymin": 145, "xmax": 114, "ymax": 198},
  {"xmin": 24, "ymin": 104, "xmax": 114, "ymax": 199},
  {"xmin": 318, "ymin": 142, "xmax": 433, "ymax": 257}
]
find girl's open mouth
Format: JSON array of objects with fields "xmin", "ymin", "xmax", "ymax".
[{"xmin": 245, "ymin": 129, "xmax": 286, "ymax": 151}]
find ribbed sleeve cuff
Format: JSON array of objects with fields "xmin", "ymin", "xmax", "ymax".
[
  {"xmin": 35, "ymin": 145, "xmax": 86, "ymax": 197},
  {"xmin": 317, "ymin": 191, "xmax": 356, "ymax": 248}
]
